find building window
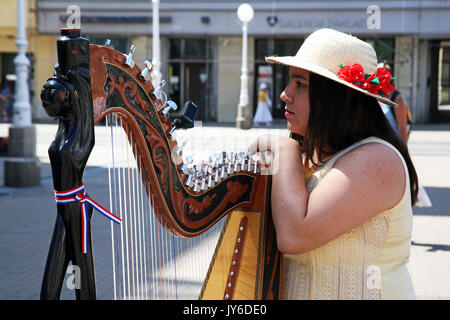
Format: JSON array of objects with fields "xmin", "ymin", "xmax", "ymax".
[
  {"xmin": 439, "ymin": 47, "xmax": 450, "ymax": 107},
  {"xmin": 364, "ymin": 38, "xmax": 396, "ymax": 68},
  {"xmin": 168, "ymin": 38, "xmax": 214, "ymax": 122}
]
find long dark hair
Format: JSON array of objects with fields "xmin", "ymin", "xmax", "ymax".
[{"xmin": 291, "ymin": 72, "xmax": 418, "ymax": 205}]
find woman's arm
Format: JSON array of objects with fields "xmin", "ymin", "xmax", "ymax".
[{"xmin": 267, "ymin": 138, "xmax": 406, "ymax": 254}]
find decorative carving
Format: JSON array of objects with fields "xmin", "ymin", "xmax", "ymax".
[{"xmin": 184, "ymin": 194, "xmax": 217, "ymax": 215}]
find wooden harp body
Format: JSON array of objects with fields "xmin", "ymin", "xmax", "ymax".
[{"xmin": 42, "ymin": 30, "xmax": 282, "ymax": 300}]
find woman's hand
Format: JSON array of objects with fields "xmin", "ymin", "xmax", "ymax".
[{"xmin": 249, "ymin": 135, "xmax": 299, "ymax": 174}]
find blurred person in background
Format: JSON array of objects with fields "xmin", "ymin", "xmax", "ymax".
[{"xmin": 378, "ymin": 62, "xmax": 411, "ymax": 143}]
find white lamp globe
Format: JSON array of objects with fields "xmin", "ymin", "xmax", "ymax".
[{"xmin": 237, "ymin": 3, "xmax": 254, "ymax": 23}]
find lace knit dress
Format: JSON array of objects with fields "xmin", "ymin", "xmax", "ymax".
[{"xmin": 281, "ymin": 137, "xmax": 416, "ymax": 300}]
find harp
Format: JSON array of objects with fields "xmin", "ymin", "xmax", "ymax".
[{"xmin": 41, "ymin": 29, "xmax": 282, "ymax": 300}]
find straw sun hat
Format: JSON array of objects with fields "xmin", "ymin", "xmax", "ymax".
[{"xmin": 266, "ymin": 28, "xmax": 397, "ymax": 107}]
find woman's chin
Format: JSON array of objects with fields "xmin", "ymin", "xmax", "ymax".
[
  {"xmin": 287, "ymin": 121, "xmax": 302, "ymax": 135},
  {"xmin": 287, "ymin": 120, "xmax": 298, "ymax": 134}
]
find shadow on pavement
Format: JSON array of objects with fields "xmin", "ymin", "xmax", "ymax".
[
  {"xmin": 411, "ymin": 241, "xmax": 450, "ymax": 252},
  {"xmin": 413, "ymin": 186, "xmax": 450, "ymax": 216}
]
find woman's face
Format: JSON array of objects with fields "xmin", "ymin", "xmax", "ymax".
[{"xmin": 281, "ymin": 67, "xmax": 310, "ymax": 136}]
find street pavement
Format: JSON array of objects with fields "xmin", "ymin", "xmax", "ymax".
[{"xmin": 0, "ymin": 121, "xmax": 449, "ymax": 300}]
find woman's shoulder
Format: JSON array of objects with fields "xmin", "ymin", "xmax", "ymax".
[
  {"xmin": 334, "ymin": 137, "xmax": 403, "ymax": 171},
  {"xmin": 330, "ymin": 138, "xmax": 406, "ymax": 207}
]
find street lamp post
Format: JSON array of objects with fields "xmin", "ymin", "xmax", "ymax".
[
  {"xmin": 4, "ymin": 0, "xmax": 40, "ymax": 187},
  {"xmin": 236, "ymin": 3, "xmax": 254, "ymax": 129},
  {"xmin": 152, "ymin": 0, "xmax": 162, "ymax": 88}
]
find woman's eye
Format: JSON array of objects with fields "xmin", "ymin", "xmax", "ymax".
[{"xmin": 296, "ymin": 81, "xmax": 303, "ymax": 87}]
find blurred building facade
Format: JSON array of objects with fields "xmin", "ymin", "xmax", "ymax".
[{"xmin": 28, "ymin": 0, "xmax": 450, "ymax": 123}]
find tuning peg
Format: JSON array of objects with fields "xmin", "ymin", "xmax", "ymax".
[
  {"xmin": 193, "ymin": 179, "xmax": 201, "ymax": 192},
  {"xmin": 247, "ymin": 158, "xmax": 254, "ymax": 172},
  {"xmin": 233, "ymin": 161, "xmax": 240, "ymax": 173},
  {"xmin": 201, "ymin": 179, "xmax": 208, "ymax": 191},
  {"xmin": 153, "ymin": 80, "xmax": 167, "ymax": 96},
  {"xmin": 227, "ymin": 163, "xmax": 233, "ymax": 175},
  {"xmin": 222, "ymin": 166, "xmax": 229, "ymax": 178},
  {"xmin": 185, "ymin": 154, "xmax": 194, "ymax": 164},
  {"xmin": 124, "ymin": 45, "xmax": 136, "ymax": 68},
  {"xmin": 140, "ymin": 60, "xmax": 153, "ymax": 82},
  {"xmin": 104, "ymin": 39, "xmax": 111, "ymax": 47},
  {"xmin": 214, "ymin": 169, "xmax": 220, "ymax": 183},
  {"xmin": 174, "ymin": 139, "xmax": 188, "ymax": 157},
  {"xmin": 162, "ymin": 100, "xmax": 178, "ymax": 119},
  {"xmin": 185, "ymin": 174, "xmax": 194, "ymax": 188},
  {"xmin": 253, "ymin": 162, "xmax": 259, "ymax": 174},
  {"xmin": 179, "ymin": 163, "xmax": 188, "ymax": 175},
  {"xmin": 207, "ymin": 176, "xmax": 213, "ymax": 188}
]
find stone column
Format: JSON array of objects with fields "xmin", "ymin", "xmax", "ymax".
[{"xmin": 4, "ymin": 0, "xmax": 40, "ymax": 187}]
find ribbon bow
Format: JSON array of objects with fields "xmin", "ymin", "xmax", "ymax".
[
  {"xmin": 337, "ymin": 63, "xmax": 396, "ymax": 98},
  {"xmin": 54, "ymin": 184, "xmax": 122, "ymax": 254}
]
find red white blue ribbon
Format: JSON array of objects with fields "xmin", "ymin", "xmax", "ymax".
[{"xmin": 54, "ymin": 184, "xmax": 122, "ymax": 254}]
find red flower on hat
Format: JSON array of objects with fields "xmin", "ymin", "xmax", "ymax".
[
  {"xmin": 337, "ymin": 63, "xmax": 365, "ymax": 83},
  {"xmin": 337, "ymin": 63, "xmax": 396, "ymax": 98},
  {"xmin": 374, "ymin": 67, "xmax": 396, "ymax": 97}
]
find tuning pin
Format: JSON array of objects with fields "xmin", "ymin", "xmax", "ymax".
[
  {"xmin": 185, "ymin": 174, "xmax": 194, "ymax": 188},
  {"xmin": 207, "ymin": 164, "xmax": 214, "ymax": 175},
  {"xmin": 179, "ymin": 163, "xmax": 189, "ymax": 175},
  {"xmin": 174, "ymin": 140, "xmax": 188, "ymax": 157},
  {"xmin": 193, "ymin": 180, "xmax": 201, "ymax": 193},
  {"xmin": 222, "ymin": 166, "xmax": 228, "ymax": 179},
  {"xmin": 153, "ymin": 80, "xmax": 167, "ymax": 96},
  {"xmin": 124, "ymin": 45, "xmax": 136, "ymax": 68},
  {"xmin": 162, "ymin": 100, "xmax": 178, "ymax": 119},
  {"xmin": 104, "ymin": 39, "xmax": 111, "ymax": 47},
  {"xmin": 253, "ymin": 162, "xmax": 259, "ymax": 174},
  {"xmin": 227, "ymin": 163, "xmax": 233, "ymax": 175},
  {"xmin": 188, "ymin": 166, "xmax": 196, "ymax": 176},
  {"xmin": 239, "ymin": 152, "xmax": 246, "ymax": 171},
  {"xmin": 233, "ymin": 161, "xmax": 239, "ymax": 173},
  {"xmin": 140, "ymin": 60, "xmax": 153, "ymax": 82},
  {"xmin": 201, "ymin": 179, "xmax": 207, "ymax": 191},
  {"xmin": 208, "ymin": 175, "xmax": 214, "ymax": 188},
  {"xmin": 185, "ymin": 155, "xmax": 194, "ymax": 165},
  {"xmin": 247, "ymin": 159, "xmax": 254, "ymax": 172},
  {"xmin": 214, "ymin": 169, "xmax": 220, "ymax": 183}
]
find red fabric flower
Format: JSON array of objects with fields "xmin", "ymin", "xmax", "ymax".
[
  {"xmin": 337, "ymin": 63, "xmax": 396, "ymax": 97},
  {"xmin": 374, "ymin": 67, "xmax": 396, "ymax": 97},
  {"xmin": 337, "ymin": 63, "xmax": 365, "ymax": 83}
]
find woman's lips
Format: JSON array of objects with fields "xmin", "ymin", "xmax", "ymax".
[{"xmin": 284, "ymin": 108, "xmax": 295, "ymax": 117}]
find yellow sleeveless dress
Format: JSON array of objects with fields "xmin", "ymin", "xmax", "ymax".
[{"xmin": 281, "ymin": 137, "xmax": 416, "ymax": 300}]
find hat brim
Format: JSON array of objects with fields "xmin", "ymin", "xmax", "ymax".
[{"xmin": 266, "ymin": 55, "xmax": 397, "ymax": 108}]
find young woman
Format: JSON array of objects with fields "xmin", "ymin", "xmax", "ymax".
[{"xmin": 251, "ymin": 28, "xmax": 418, "ymax": 299}]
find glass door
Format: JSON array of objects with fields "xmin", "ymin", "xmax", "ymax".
[{"xmin": 168, "ymin": 38, "xmax": 213, "ymax": 122}]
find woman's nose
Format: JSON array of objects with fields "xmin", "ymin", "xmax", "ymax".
[{"xmin": 280, "ymin": 89, "xmax": 293, "ymax": 104}]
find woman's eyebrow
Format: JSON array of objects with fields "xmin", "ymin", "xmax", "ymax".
[{"xmin": 290, "ymin": 74, "xmax": 308, "ymax": 81}]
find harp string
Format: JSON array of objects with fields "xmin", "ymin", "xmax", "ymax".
[{"xmin": 108, "ymin": 114, "xmax": 280, "ymax": 299}]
